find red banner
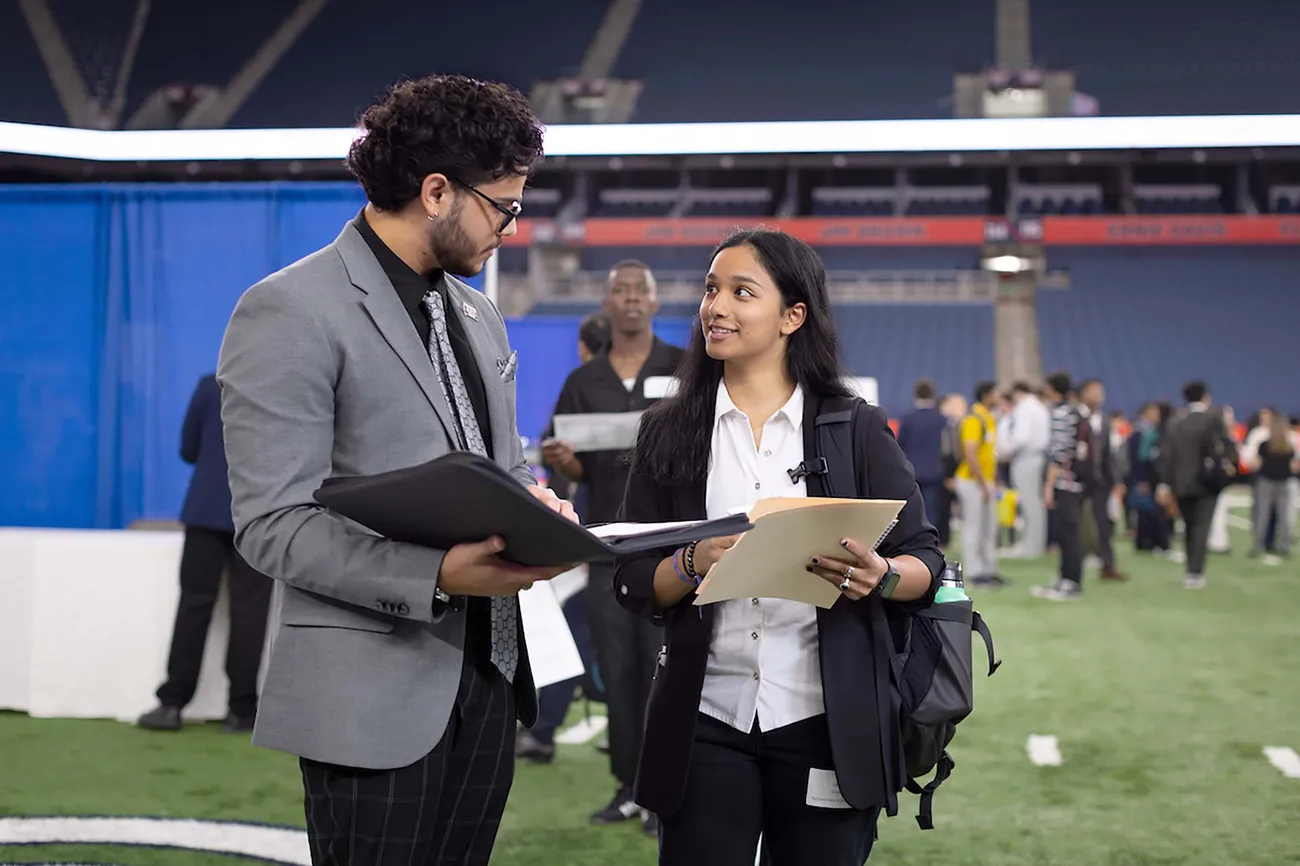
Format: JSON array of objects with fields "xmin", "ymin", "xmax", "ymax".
[
  {"xmin": 510, "ymin": 217, "xmax": 986, "ymax": 247},
  {"xmin": 508, "ymin": 216, "xmax": 1300, "ymax": 247},
  {"xmin": 1039, "ymin": 216, "xmax": 1300, "ymax": 245}
]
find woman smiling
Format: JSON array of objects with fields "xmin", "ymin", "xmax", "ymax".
[{"xmin": 614, "ymin": 229, "xmax": 944, "ymax": 866}]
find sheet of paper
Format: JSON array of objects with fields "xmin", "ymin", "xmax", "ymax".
[
  {"xmin": 586, "ymin": 519, "xmax": 703, "ymax": 540},
  {"xmin": 552, "ymin": 412, "xmax": 644, "ymax": 452},
  {"xmin": 693, "ymin": 498, "xmax": 905, "ymax": 609},
  {"xmin": 518, "ymin": 579, "xmax": 585, "ymax": 688}
]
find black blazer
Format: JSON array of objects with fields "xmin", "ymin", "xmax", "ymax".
[{"xmin": 614, "ymin": 395, "xmax": 944, "ymax": 818}]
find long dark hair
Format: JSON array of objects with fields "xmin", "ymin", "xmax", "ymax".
[{"xmin": 632, "ymin": 229, "xmax": 854, "ymax": 486}]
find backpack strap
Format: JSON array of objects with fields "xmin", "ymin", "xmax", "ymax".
[
  {"xmin": 813, "ymin": 396, "xmax": 866, "ymax": 499},
  {"xmin": 972, "ymin": 611, "xmax": 1002, "ymax": 676},
  {"xmin": 905, "ymin": 751, "xmax": 955, "ymax": 830}
]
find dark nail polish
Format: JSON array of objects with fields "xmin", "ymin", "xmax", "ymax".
[
  {"xmin": 805, "ymin": 565, "xmax": 815, "ymax": 573},
  {"xmin": 840, "ymin": 539, "xmax": 850, "ymax": 548},
  {"xmin": 810, "ymin": 557, "xmax": 820, "ymax": 565}
]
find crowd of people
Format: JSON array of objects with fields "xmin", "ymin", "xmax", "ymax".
[{"xmin": 895, "ymin": 375, "xmax": 1299, "ymax": 599}]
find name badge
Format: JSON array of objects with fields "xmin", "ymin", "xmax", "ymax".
[
  {"xmin": 806, "ymin": 768, "xmax": 852, "ymax": 809},
  {"xmin": 643, "ymin": 376, "xmax": 678, "ymax": 399},
  {"xmin": 461, "ymin": 301, "xmax": 480, "ymax": 321}
]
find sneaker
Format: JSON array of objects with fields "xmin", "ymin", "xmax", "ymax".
[
  {"xmin": 1183, "ymin": 575, "xmax": 1207, "ymax": 590},
  {"xmin": 515, "ymin": 730, "xmax": 556, "ymax": 764},
  {"xmin": 590, "ymin": 787, "xmax": 641, "ymax": 825},
  {"xmin": 1030, "ymin": 580, "xmax": 1082, "ymax": 601},
  {"xmin": 641, "ymin": 809, "xmax": 659, "ymax": 837},
  {"xmin": 137, "ymin": 705, "xmax": 182, "ymax": 731}
]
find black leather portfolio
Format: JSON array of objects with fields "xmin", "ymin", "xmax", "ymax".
[{"xmin": 314, "ymin": 451, "xmax": 751, "ymax": 567}]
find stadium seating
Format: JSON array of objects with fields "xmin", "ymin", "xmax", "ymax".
[
  {"xmin": 1036, "ymin": 247, "xmax": 1300, "ymax": 416},
  {"xmin": 5, "ymin": 0, "xmax": 1299, "ymax": 126}
]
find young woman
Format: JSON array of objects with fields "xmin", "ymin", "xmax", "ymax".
[
  {"xmin": 1248, "ymin": 412, "xmax": 1299, "ymax": 557},
  {"xmin": 614, "ymin": 229, "xmax": 944, "ymax": 866}
]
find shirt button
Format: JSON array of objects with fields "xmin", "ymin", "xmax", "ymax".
[
  {"xmin": 620, "ymin": 585, "xmax": 628, "ymax": 595},
  {"xmin": 752, "ymin": 672, "xmax": 760, "ymax": 681},
  {"xmin": 763, "ymin": 449, "xmax": 772, "ymax": 457},
  {"xmin": 751, "ymin": 598, "xmax": 759, "ymax": 606},
  {"xmin": 751, "ymin": 631, "xmax": 758, "ymax": 640},
  {"xmin": 754, "ymin": 482, "xmax": 761, "ymax": 490}
]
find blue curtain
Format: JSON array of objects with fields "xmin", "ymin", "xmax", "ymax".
[{"xmin": 0, "ymin": 182, "xmax": 565, "ymax": 530}]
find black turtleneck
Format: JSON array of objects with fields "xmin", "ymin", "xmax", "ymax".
[{"xmin": 352, "ymin": 210, "xmax": 492, "ymax": 458}]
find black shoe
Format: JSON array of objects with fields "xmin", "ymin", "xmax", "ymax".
[
  {"xmin": 220, "ymin": 713, "xmax": 256, "ymax": 734},
  {"xmin": 590, "ymin": 787, "xmax": 640, "ymax": 825},
  {"xmin": 641, "ymin": 810, "xmax": 659, "ymax": 837},
  {"xmin": 515, "ymin": 730, "xmax": 556, "ymax": 764},
  {"xmin": 137, "ymin": 705, "xmax": 182, "ymax": 731}
]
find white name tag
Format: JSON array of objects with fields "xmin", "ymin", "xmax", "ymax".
[
  {"xmin": 643, "ymin": 376, "xmax": 678, "ymax": 399},
  {"xmin": 806, "ymin": 768, "xmax": 852, "ymax": 809}
]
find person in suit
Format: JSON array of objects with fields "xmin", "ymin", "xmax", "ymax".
[
  {"xmin": 217, "ymin": 76, "xmax": 576, "ymax": 866},
  {"xmin": 138, "ymin": 373, "xmax": 272, "ymax": 733},
  {"xmin": 895, "ymin": 378, "xmax": 947, "ymax": 531},
  {"xmin": 614, "ymin": 230, "xmax": 944, "ymax": 866},
  {"xmin": 1157, "ymin": 380, "xmax": 1235, "ymax": 589},
  {"xmin": 1078, "ymin": 379, "xmax": 1126, "ymax": 580},
  {"xmin": 542, "ymin": 261, "xmax": 685, "ymax": 833}
]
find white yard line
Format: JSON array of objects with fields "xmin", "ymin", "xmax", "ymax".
[
  {"xmin": 1026, "ymin": 734, "xmax": 1062, "ymax": 767},
  {"xmin": 1263, "ymin": 746, "xmax": 1300, "ymax": 779},
  {"xmin": 555, "ymin": 714, "xmax": 608, "ymax": 745}
]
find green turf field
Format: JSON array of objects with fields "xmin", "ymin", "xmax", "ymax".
[{"xmin": 3, "ymin": 514, "xmax": 1298, "ymax": 865}]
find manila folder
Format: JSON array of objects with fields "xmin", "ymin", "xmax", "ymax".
[{"xmin": 693, "ymin": 498, "xmax": 905, "ymax": 609}]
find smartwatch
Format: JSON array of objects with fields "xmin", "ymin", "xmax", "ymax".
[{"xmin": 875, "ymin": 558, "xmax": 901, "ymax": 599}]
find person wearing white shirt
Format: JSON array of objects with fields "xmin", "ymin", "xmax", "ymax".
[
  {"xmin": 997, "ymin": 381, "xmax": 1053, "ymax": 557},
  {"xmin": 613, "ymin": 230, "xmax": 944, "ymax": 866}
]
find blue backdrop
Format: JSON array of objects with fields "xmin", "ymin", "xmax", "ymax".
[{"xmin": 0, "ymin": 182, "xmax": 688, "ymax": 530}]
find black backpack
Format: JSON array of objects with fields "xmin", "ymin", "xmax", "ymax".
[{"xmin": 811, "ymin": 395, "xmax": 1001, "ymax": 830}]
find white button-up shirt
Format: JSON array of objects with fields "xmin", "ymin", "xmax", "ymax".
[{"xmin": 698, "ymin": 381, "xmax": 825, "ymax": 734}]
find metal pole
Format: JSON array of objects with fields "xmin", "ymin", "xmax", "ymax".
[{"xmin": 485, "ymin": 248, "xmax": 500, "ymax": 307}]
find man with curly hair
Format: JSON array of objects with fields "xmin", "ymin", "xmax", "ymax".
[{"xmin": 217, "ymin": 75, "xmax": 575, "ymax": 865}]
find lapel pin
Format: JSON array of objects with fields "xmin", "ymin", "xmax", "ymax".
[{"xmin": 461, "ymin": 301, "xmax": 480, "ymax": 322}]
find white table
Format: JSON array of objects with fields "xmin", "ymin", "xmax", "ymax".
[
  {"xmin": 0, "ymin": 528, "xmax": 247, "ymax": 722},
  {"xmin": 0, "ymin": 528, "xmax": 581, "ymax": 723}
]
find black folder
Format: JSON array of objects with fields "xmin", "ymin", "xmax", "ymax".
[{"xmin": 313, "ymin": 451, "xmax": 752, "ymax": 568}]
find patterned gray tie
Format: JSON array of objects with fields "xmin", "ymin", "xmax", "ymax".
[{"xmin": 422, "ymin": 288, "xmax": 518, "ymax": 683}]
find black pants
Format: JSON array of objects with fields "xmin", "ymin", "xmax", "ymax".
[
  {"xmin": 1134, "ymin": 507, "xmax": 1172, "ymax": 552},
  {"xmin": 156, "ymin": 526, "xmax": 272, "ymax": 717},
  {"xmin": 1087, "ymin": 488, "xmax": 1117, "ymax": 570},
  {"xmin": 300, "ymin": 652, "xmax": 516, "ymax": 866},
  {"xmin": 1053, "ymin": 489, "xmax": 1084, "ymax": 588},
  {"xmin": 1178, "ymin": 494, "xmax": 1217, "ymax": 576},
  {"xmin": 587, "ymin": 563, "xmax": 662, "ymax": 789},
  {"xmin": 660, "ymin": 714, "xmax": 880, "ymax": 866}
]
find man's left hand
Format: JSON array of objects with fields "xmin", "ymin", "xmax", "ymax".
[{"xmin": 528, "ymin": 485, "xmax": 579, "ymax": 523}]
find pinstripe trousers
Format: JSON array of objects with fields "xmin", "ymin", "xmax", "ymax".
[{"xmin": 300, "ymin": 651, "xmax": 517, "ymax": 866}]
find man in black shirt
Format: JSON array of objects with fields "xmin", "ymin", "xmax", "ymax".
[{"xmin": 542, "ymin": 261, "xmax": 684, "ymax": 833}]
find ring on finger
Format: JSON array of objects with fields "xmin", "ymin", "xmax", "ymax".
[{"xmin": 839, "ymin": 565, "xmax": 854, "ymax": 592}]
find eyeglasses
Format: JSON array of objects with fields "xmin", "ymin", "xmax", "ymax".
[{"xmin": 449, "ymin": 177, "xmax": 522, "ymax": 234}]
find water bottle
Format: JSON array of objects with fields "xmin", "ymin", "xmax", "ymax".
[{"xmin": 935, "ymin": 561, "xmax": 970, "ymax": 603}]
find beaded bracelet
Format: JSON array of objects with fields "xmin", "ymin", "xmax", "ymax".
[
  {"xmin": 684, "ymin": 541, "xmax": 700, "ymax": 584},
  {"xmin": 672, "ymin": 548, "xmax": 694, "ymax": 586}
]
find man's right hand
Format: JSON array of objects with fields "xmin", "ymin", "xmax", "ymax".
[{"xmin": 437, "ymin": 536, "xmax": 572, "ymax": 597}]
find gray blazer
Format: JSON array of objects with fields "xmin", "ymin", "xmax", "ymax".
[{"xmin": 217, "ymin": 223, "xmax": 537, "ymax": 770}]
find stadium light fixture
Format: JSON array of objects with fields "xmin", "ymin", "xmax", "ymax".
[{"xmin": 3, "ymin": 114, "xmax": 1300, "ymax": 162}]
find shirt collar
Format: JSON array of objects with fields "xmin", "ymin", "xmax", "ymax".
[
  {"xmin": 352, "ymin": 209, "xmax": 444, "ymax": 317},
  {"xmin": 715, "ymin": 379, "xmax": 805, "ymax": 432},
  {"xmin": 1188, "ymin": 401, "xmax": 1209, "ymax": 413}
]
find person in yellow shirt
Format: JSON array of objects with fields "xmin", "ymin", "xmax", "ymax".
[{"xmin": 955, "ymin": 382, "xmax": 1000, "ymax": 586}]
